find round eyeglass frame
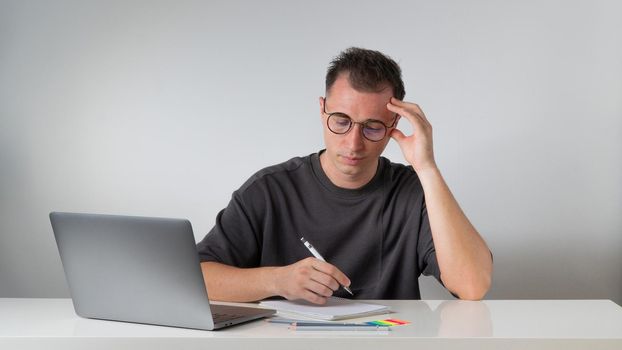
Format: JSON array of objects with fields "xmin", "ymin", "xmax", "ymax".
[{"xmin": 322, "ymin": 97, "xmax": 398, "ymax": 142}]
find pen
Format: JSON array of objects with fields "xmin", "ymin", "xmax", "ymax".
[
  {"xmin": 291, "ymin": 322, "xmax": 378, "ymax": 327},
  {"xmin": 300, "ymin": 237, "xmax": 354, "ymax": 296},
  {"xmin": 266, "ymin": 318, "xmax": 385, "ymax": 327},
  {"xmin": 266, "ymin": 317, "xmax": 376, "ymax": 327},
  {"xmin": 266, "ymin": 317, "xmax": 333, "ymax": 324},
  {"xmin": 289, "ymin": 325, "xmax": 390, "ymax": 332}
]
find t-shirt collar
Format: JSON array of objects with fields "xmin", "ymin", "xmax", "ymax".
[{"xmin": 310, "ymin": 150, "xmax": 385, "ymax": 198}]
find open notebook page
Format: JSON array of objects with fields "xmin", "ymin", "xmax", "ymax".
[{"xmin": 259, "ymin": 297, "xmax": 390, "ymax": 321}]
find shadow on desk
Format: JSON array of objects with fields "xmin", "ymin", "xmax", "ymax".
[
  {"xmin": 410, "ymin": 300, "xmax": 492, "ymax": 337},
  {"xmin": 71, "ymin": 317, "xmax": 216, "ymax": 337},
  {"xmin": 437, "ymin": 300, "xmax": 493, "ymax": 337}
]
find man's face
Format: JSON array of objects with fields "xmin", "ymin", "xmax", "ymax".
[{"xmin": 319, "ymin": 74, "xmax": 397, "ymax": 188}]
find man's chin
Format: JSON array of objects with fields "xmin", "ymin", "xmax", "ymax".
[
  {"xmin": 338, "ymin": 155, "xmax": 366, "ymax": 167},
  {"xmin": 335, "ymin": 163, "xmax": 364, "ymax": 177}
]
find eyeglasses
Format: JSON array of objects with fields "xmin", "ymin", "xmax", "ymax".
[{"xmin": 322, "ymin": 98, "xmax": 398, "ymax": 142}]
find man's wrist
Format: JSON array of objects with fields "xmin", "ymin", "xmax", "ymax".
[
  {"xmin": 264, "ymin": 266, "xmax": 282, "ymax": 298},
  {"xmin": 414, "ymin": 164, "xmax": 441, "ymax": 180}
]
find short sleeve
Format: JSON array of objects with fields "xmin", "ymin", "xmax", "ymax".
[
  {"xmin": 196, "ymin": 190, "xmax": 262, "ymax": 268},
  {"xmin": 416, "ymin": 201, "xmax": 443, "ymax": 284}
]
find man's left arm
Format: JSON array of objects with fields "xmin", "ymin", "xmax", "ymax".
[{"xmin": 388, "ymin": 98, "xmax": 493, "ymax": 300}]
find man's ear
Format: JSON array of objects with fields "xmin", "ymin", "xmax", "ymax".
[{"xmin": 318, "ymin": 96, "xmax": 325, "ymax": 117}]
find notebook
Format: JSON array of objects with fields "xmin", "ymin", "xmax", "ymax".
[{"xmin": 260, "ymin": 297, "xmax": 390, "ymax": 321}]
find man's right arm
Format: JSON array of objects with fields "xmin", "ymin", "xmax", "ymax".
[{"xmin": 200, "ymin": 258, "xmax": 351, "ymax": 305}]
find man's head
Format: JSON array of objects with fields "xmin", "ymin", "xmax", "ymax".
[{"xmin": 319, "ymin": 47, "xmax": 405, "ymax": 189}]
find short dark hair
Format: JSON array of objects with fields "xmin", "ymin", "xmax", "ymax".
[{"xmin": 325, "ymin": 47, "xmax": 405, "ymax": 100}]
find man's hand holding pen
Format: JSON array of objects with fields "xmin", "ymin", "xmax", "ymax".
[{"xmin": 273, "ymin": 257, "xmax": 351, "ymax": 305}]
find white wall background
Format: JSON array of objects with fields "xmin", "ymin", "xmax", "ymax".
[{"xmin": 1, "ymin": 0, "xmax": 620, "ymax": 304}]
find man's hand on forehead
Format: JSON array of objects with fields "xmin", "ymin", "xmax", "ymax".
[{"xmin": 387, "ymin": 97, "xmax": 437, "ymax": 174}]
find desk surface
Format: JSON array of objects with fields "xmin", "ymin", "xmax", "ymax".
[{"xmin": 1, "ymin": 298, "xmax": 621, "ymax": 349}]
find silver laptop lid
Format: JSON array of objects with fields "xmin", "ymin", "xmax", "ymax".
[{"xmin": 50, "ymin": 212, "xmax": 216, "ymax": 330}]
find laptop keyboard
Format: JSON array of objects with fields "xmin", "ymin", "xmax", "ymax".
[{"xmin": 212, "ymin": 312, "xmax": 245, "ymax": 323}]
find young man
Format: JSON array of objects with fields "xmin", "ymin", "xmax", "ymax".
[{"xmin": 197, "ymin": 47, "xmax": 492, "ymax": 304}]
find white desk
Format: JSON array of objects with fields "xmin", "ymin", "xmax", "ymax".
[{"xmin": 1, "ymin": 298, "xmax": 621, "ymax": 349}]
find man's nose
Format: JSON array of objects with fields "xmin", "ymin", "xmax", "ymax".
[{"xmin": 343, "ymin": 123, "xmax": 365, "ymax": 150}]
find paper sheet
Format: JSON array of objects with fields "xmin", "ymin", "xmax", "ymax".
[{"xmin": 260, "ymin": 297, "xmax": 390, "ymax": 321}]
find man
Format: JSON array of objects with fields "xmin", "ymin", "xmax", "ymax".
[{"xmin": 197, "ymin": 47, "xmax": 492, "ymax": 304}]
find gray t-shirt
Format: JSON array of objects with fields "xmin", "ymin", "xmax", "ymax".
[{"xmin": 197, "ymin": 151, "xmax": 442, "ymax": 299}]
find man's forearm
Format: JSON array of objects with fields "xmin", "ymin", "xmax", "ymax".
[
  {"xmin": 200, "ymin": 261, "xmax": 279, "ymax": 302},
  {"xmin": 417, "ymin": 167, "xmax": 493, "ymax": 300},
  {"xmin": 201, "ymin": 258, "xmax": 352, "ymax": 304}
]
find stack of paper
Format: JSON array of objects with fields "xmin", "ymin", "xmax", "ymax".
[{"xmin": 259, "ymin": 297, "xmax": 390, "ymax": 321}]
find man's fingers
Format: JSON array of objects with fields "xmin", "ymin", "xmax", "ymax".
[
  {"xmin": 309, "ymin": 268, "xmax": 340, "ymax": 291},
  {"xmin": 390, "ymin": 128, "xmax": 407, "ymax": 143},
  {"xmin": 301, "ymin": 290, "xmax": 328, "ymax": 305},
  {"xmin": 387, "ymin": 99, "xmax": 432, "ymax": 131},
  {"xmin": 304, "ymin": 278, "xmax": 335, "ymax": 297},
  {"xmin": 387, "ymin": 102, "xmax": 424, "ymax": 126},
  {"xmin": 310, "ymin": 259, "xmax": 351, "ymax": 288},
  {"xmin": 389, "ymin": 97, "xmax": 429, "ymax": 121}
]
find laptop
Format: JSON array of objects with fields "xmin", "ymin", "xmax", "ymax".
[{"xmin": 49, "ymin": 212, "xmax": 275, "ymax": 330}]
